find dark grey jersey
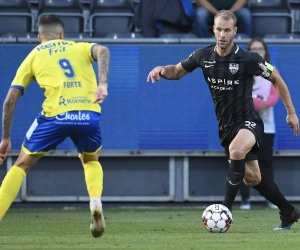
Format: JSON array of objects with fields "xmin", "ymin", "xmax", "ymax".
[{"xmin": 181, "ymin": 44, "xmax": 274, "ymax": 131}]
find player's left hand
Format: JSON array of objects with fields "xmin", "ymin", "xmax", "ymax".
[
  {"xmin": 0, "ymin": 139, "xmax": 11, "ymax": 165},
  {"xmin": 286, "ymin": 113, "xmax": 299, "ymax": 136},
  {"xmin": 94, "ymin": 83, "xmax": 108, "ymax": 104},
  {"xmin": 147, "ymin": 66, "xmax": 165, "ymax": 83}
]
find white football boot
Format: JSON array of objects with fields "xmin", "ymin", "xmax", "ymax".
[{"xmin": 90, "ymin": 198, "xmax": 106, "ymax": 238}]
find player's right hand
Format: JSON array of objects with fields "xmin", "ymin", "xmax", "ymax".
[
  {"xmin": 147, "ymin": 66, "xmax": 165, "ymax": 83},
  {"xmin": 94, "ymin": 83, "xmax": 108, "ymax": 104},
  {"xmin": 0, "ymin": 154, "xmax": 4, "ymax": 165},
  {"xmin": 0, "ymin": 139, "xmax": 11, "ymax": 165},
  {"xmin": 286, "ymin": 113, "xmax": 299, "ymax": 136}
]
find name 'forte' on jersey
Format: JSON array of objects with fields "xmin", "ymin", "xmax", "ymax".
[
  {"xmin": 181, "ymin": 44, "xmax": 274, "ymax": 131},
  {"xmin": 10, "ymin": 40, "xmax": 100, "ymax": 117}
]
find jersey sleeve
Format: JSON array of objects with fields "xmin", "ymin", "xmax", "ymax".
[
  {"xmin": 79, "ymin": 42, "xmax": 98, "ymax": 62},
  {"xmin": 11, "ymin": 53, "xmax": 34, "ymax": 93},
  {"xmin": 247, "ymin": 52, "xmax": 274, "ymax": 79},
  {"xmin": 84, "ymin": 43, "xmax": 97, "ymax": 62},
  {"xmin": 181, "ymin": 48, "xmax": 202, "ymax": 72}
]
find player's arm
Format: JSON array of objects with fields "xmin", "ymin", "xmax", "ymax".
[
  {"xmin": 147, "ymin": 63, "xmax": 188, "ymax": 83},
  {"xmin": 0, "ymin": 52, "xmax": 33, "ymax": 164},
  {"xmin": 229, "ymin": 0, "xmax": 247, "ymax": 13},
  {"xmin": 196, "ymin": 0, "xmax": 218, "ymax": 14},
  {"xmin": 268, "ymin": 69, "xmax": 299, "ymax": 136},
  {"xmin": 92, "ymin": 45, "xmax": 110, "ymax": 104},
  {"xmin": 0, "ymin": 88, "xmax": 23, "ymax": 163},
  {"xmin": 2, "ymin": 88, "xmax": 22, "ymax": 139}
]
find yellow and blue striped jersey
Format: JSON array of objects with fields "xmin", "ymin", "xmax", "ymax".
[{"xmin": 11, "ymin": 39, "xmax": 100, "ymax": 117}]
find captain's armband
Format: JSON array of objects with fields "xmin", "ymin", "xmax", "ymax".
[{"xmin": 258, "ymin": 61, "xmax": 274, "ymax": 79}]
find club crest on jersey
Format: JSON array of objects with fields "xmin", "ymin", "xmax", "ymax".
[{"xmin": 229, "ymin": 63, "xmax": 239, "ymax": 74}]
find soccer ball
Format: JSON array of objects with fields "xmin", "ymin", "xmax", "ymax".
[{"xmin": 202, "ymin": 204, "xmax": 233, "ymax": 233}]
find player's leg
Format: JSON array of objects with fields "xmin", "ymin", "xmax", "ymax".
[
  {"xmin": 234, "ymin": 7, "xmax": 253, "ymax": 38},
  {"xmin": 0, "ymin": 113, "xmax": 68, "ymax": 221},
  {"xmin": 257, "ymin": 133, "xmax": 277, "ymax": 208},
  {"xmin": 80, "ymin": 152, "xmax": 103, "ymax": 202},
  {"xmin": 193, "ymin": 7, "xmax": 213, "ymax": 38},
  {"xmin": 222, "ymin": 129, "xmax": 255, "ymax": 211},
  {"xmin": 239, "ymin": 183, "xmax": 251, "ymax": 209},
  {"xmin": 70, "ymin": 111, "xmax": 105, "ymax": 238},
  {"xmin": 0, "ymin": 150, "xmax": 43, "ymax": 220},
  {"xmin": 258, "ymin": 134, "xmax": 274, "ymax": 181},
  {"xmin": 244, "ymin": 160, "xmax": 299, "ymax": 230},
  {"xmin": 80, "ymin": 151, "xmax": 105, "ymax": 238}
]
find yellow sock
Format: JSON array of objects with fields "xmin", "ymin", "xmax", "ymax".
[
  {"xmin": 83, "ymin": 161, "xmax": 103, "ymax": 199},
  {"xmin": 0, "ymin": 166, "xmax": 26, "ymax": 220}
]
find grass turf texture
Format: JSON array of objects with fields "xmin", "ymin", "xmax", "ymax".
[{"xmin": 0, "ymin": 207, "xmax": 300, "ymax": 250}]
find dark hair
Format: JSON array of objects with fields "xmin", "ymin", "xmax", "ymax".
[
  {"xmin": 39, "ymin": 14, "xmax": 64, "ymax": 29},
  {"xmin": 247, "ymin": 37, "xmax": 270, "ymax": 63},
  {"xmin": 214, "ymin": 10, "xmax": 237, "ymax": 27}
]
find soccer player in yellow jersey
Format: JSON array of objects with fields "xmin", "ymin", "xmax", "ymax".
[{"xmin": 0, "ymin": 14, "xmax": 109, "ymax": 238}]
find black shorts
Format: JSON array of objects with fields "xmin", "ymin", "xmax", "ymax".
[{"xmin": 219, "ymin": 120, "xmax": 265, "ymax": 161}]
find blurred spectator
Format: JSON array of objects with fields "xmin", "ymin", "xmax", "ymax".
[
  {"xmin": 132, "ymin": 0, "xmax": 193, "ymax": 37},
  {"xmin": 194, "ymin": 0, "xmax": 253, "ymax": 38},
  {"xmin": 240, "ymin": 37, "xmax": 280, "ymax": 210}
]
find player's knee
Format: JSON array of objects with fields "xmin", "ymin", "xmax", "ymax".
[
  {"xmin": 229, "ymin": 148, "xmax": 245, "ymax": 159},
  {"xmin": 81, "ymin": 152, "xmax": 99, "ymax": 164},
  {"xmin": 14, "ymin": 152, "xmax": 40, "ymax": 173}
]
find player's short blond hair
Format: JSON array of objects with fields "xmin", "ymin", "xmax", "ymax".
[{"xmin": 214, "ymin": 10, "xmax": 237, "ymax": 27}]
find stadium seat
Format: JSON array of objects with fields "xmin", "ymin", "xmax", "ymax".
[
  {"xmin": 89, "ymin": 0, "xmax": 135, "ymax": 37},
  {"xmin": 38, "ymin": 0, "xmax": 87, "ymax": 33},
  {"xmin": 0, "ymin": 33, "xmax": 17, "ymax": 43},
  {"xmin": 64, "ymin": 32, "xmax": 91, "ymax": 41},
  {"xmin": 105, "ymin": 32, "xmax": 144, "ymax": 39},
  {"xmin": 16, "ymin": 32, "xmax": 91, "ymax": 43},
  {"xmin": 0, "ymin": 0, "xmax": 34, "ymax": 36},
  {"xmin": 234, "ymin": 33, "xmax": 250, "ymax": 41},
  {"xmin": 159, "ymin": 33, "xmax": 197, "ymax": 39},
  {"xmin": 235, "ymin": 33, "xmax": 250, "ymax": 39},
  {"xmin": 17, "ymin": 32, "xmax": 39, "ymax": 43},
  {"xmin": 263, "ymin": 33, "xmax": 300, "ymax": 40},
  {"xmin": 1, "ymin": 32, "xmax": 38, "ymax": 43},
  {"xmin": 157, "ymin": 22, "xmax": 193, "ymax": 38},
  {"xmin": 248, "ymin": 0, "xmax": 293, "ymax": 37},
  {"xmin": 210, "ymin": 33, "xmax": 249, "ymax": 40},
  {"xmin": 290, "ymin": 0, "xmax": 300, "ymax": 33},
  {"xmin": 131, "ymin": 0, "xmax": 140, "ymax": 8}
]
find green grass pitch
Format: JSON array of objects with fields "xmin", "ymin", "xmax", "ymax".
[{"xmin": 1, "ymin": 206, "xmax": 300, "ymax": 250}]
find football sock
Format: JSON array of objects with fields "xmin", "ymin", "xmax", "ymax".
[
  {"xmin": 223, "ymin": 159, "xmax": 245, "ymax": 211},
  {"xmin": 84, "ymin": 161, "xmax": 103, "ymax": 199},
  {"xmin": 239, "ymin": 182, "xmax": 250, "ymax": 200},
  {"xmin": 252, "ymin": 174, "xmax": 294, "ymax": 215},
  {"xmin": 0, "ymin": 166, "xmax": 26, "ymax": 220}
]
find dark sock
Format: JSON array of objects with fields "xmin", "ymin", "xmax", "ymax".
[
  {"xmin": 240, "ymin": 182, "xmax": 250, "ymax": 201},
  {"xmin": 223, "ymin": 159, "xmax": 245, "ymax": 211},
  {"xmin": 252, "ymin": 174, "xmax": 294, "ymax": 215}
]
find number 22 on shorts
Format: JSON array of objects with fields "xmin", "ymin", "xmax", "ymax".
[{"xmin": 245, "ymin": 121, "xmax": 256, "ymax": 129}]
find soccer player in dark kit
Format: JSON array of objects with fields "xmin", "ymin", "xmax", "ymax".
[{"xmin": 147, "ymin": 10, "xmax": 300, "ymax": 230}]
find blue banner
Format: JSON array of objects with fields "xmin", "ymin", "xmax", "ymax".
[{"xmin": 0, "ymin": 44, "xmax": 299, "ymax": 150}]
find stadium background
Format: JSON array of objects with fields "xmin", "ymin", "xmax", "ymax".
[
  {"xmin": 0, "ymin": 42, "xmax": 300, "ymax": 205},
  {"xmin": 1, "ymin": 44, "xmax": 300, "ymax": 151}
]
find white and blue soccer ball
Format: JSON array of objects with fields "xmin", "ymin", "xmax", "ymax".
[{"xmin": 202, "ymin": 204, "xmax": 233, "ymax": 233}]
